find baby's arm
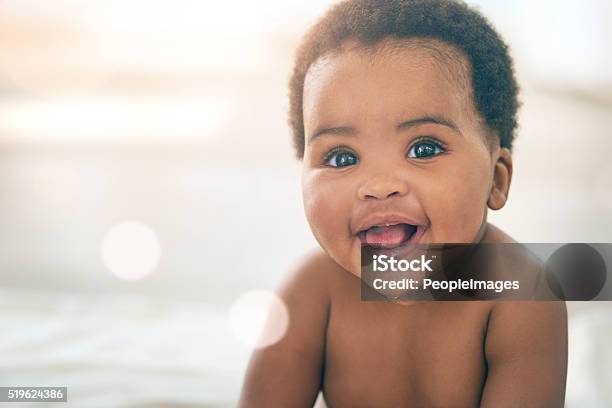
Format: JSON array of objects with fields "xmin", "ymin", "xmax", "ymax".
[
  {"xmin": 239, "ymin": 252, "xmax": 330, "ymax": 408},
  {"xmin": 480, "ymin": 301, "xmax": 568, "ymax": 407}
]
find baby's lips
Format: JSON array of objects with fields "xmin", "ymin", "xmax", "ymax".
[
  {"xmin": 353, "ymin": 213, "xmax": 422, "ymax": 235},
  {"xmin": 363, "ymin": 224, "xmax": 414, "ymax": 246},
  {"xmin": 357, "ymin": 223, "xmax": 420, "ymax": 250}
]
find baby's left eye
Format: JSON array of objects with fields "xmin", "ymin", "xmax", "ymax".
[{"xmin": 407, "ymin": 140, "xmax": 445, "ymax": 159}]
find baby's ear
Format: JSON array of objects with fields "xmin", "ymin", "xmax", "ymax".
[{"xmin": 488, "ymin": 147, "xmax": 513, "ymax": 210}]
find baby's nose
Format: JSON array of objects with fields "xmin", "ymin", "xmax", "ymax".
[{"xmin": 357, "ymin": 174, "xmax": 409, "ymax": 200}]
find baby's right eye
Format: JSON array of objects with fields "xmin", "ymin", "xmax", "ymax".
[{"xmin": 324, "ymin": 148, "xmax": 359, "ymax": 168}]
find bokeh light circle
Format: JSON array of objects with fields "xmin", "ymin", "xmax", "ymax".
[
  {"xmin": 229, "ymin": 289, "xmax": 289, "ymax": 349},
  {"xmin": 101, "ymin": 221, "xmax": 161, "ymax": 280}
]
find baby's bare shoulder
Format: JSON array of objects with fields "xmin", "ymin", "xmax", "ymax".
[
  {"xmin": 282, "ymin": 249, "xmax": 340, "ymax": 293},
  {"xmin": 277, "ymin": 249, "xmax": 351, "ymax": 320}
]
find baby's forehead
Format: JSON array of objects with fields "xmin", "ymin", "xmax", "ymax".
[
  {"xmin": 303, "ymin": 38, "xmax": 481, "ymax": 133},
  {"xmin": 306, "ymin": 37, "xmax": 473, "ymax": 97}
]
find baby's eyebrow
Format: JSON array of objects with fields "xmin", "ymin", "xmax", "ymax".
[
  {"xmin": 308, "ymin": 126, "xmax": 356, "ymax": 145},
  {"xmin": 308, "ymin": 114, "xmax": 461, "ymax": 145},
  {"xmin": 397, "ymin": 115, "xmax": 461, "ymax": 134}
]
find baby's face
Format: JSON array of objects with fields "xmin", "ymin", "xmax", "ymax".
[{"xmin": 301, "ymin": 40, "xmax": 502, "ymax": 276}]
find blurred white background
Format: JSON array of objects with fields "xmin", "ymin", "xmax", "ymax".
[{"xmin": 0, "ymin": 0, "xmax": 610, "ymax": 406}]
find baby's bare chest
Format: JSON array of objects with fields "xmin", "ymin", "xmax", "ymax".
[{"xmin": 322, "ymin": 299, "xmax": 490, "ymax": 407}]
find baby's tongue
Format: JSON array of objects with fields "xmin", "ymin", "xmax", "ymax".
[{"xmin": 365, "ymin": 224, "xmax": 409, "ymax": 246}]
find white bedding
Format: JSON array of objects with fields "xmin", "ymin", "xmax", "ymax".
[{"xmin": 0, "ymin": 288, "xmax": 249, "ymax": 407}]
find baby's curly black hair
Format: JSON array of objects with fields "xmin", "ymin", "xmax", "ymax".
[{"xmin": 288, "ymin": 0, "xmax": 520, "ymax": 158}]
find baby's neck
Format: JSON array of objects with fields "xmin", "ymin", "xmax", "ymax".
[{"xmin": 480, "ymin": 223, "xmax": 517, "ymax": 244}]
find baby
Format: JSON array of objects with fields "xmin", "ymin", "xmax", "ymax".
[{"xmin": 240, "ymin": 0, "xmax": 567, "ymax": 406}]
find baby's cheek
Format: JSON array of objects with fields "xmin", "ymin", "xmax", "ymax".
[
  {"xmin": 424, "ymin": 164, "xmax": 490, "ymax": 242},
  {"xmin": 302, "ymin": 175, "xmax": 352, "ymax": 250},
  {"xmin": 450, "ymin": 172, "xmax": 490, "ymax": 239}
]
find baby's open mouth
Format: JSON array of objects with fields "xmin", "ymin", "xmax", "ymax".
[{"xmin": 358, "ymin": 223, "xmax": 419, "ymax": 249}]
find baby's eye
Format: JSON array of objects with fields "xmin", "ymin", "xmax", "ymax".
[
  {"xmin": 324, "ymin": 149, "xmax": 359, "ymax": 168},
  {"xmin": 407, "ymin": 140, "xmax": 445, "ymax": 159}
]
